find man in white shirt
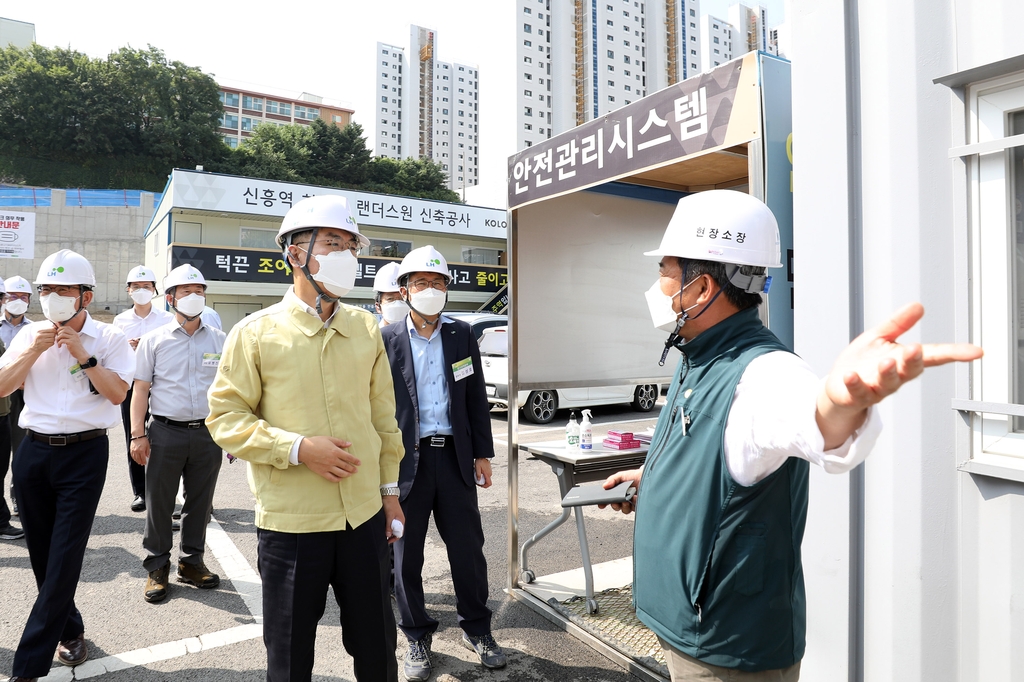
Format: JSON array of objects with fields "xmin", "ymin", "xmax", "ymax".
[
  {"xmin": 113, "ymin": 266, "xmax": 173, "ymax": 513},
  {"xmin": 1, "ymin": 275, "xmax": 34, "ymax": 519},
  {"xmin": 0, "ymin": 250, "xmax": 135, "ymax": 681},
  {"xmin": 605, "ymin": 192, "xmax": 982, "ymax": 681},
  {"xmin": 130, "ymin": 265, "xmax": 226, "ymax": 604}
]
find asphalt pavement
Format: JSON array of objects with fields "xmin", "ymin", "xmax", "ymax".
[{"xmin": 0, "ymin": 400, "xmax": 662, "ymax": 682}]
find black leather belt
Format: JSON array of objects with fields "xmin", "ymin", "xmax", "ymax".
[
  {"xmin": 29, "ymin": 429, "xmax": 105, "ymax": 447},
  {"xmin": 421, "ymin": 435, "xmax": 452, "ymax": 448},
  {"xmin": 154, "ymin": 415, "xmax": 206, "ymax": 429}
]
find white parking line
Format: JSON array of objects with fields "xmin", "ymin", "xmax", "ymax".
[{"xmin": 22, "ymin": 518, "xmax": 265, "ymax": 682}]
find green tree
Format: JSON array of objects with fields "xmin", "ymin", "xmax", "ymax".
[{"xmin": 0, "ymin": 44, "xmax": 225, "ymax": 188}]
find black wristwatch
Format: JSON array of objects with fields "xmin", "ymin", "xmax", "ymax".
[{"xmin": 81, "ymin": 356, "xmax": 98, "ymax": 369}]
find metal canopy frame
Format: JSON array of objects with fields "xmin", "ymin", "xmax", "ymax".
[{"xmin": 503, "ymin": 53, "xmax": 793, "ymax": 676}]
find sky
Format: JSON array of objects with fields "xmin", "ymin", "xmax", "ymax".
[{"xmin": 16, "ymin": 0, "xmax": 786, "ymax": 206}]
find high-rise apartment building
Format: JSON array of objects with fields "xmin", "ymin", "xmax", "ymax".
[
  {"xmin": 374, "ymin": 27, "xmax": 480, "ymax": 193},
  {"xmin": 700, "ymin": 14, "xmax": 735, "ymax": 70},
  {"xmin": 516, "ymin": 0, "xmax": 701, "ymax": 150},
  {"xmin": 727, "ymin": 3, "xmax": 776, "ymax": 56}
]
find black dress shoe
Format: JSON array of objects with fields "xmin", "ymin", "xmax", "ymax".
[
  {"xmin": 56, "ymin": 632, "xmax": 88, "ymax": 666},
  {"xmin": 130, "ymin": 495, "xmax": 146, "ymax": 512},
  {"xmin": 10, "ymin": 676, "xmax": 38, "ymax": 681}
]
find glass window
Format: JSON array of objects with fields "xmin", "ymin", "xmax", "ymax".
[
  {"xmin": 219, "ymin": 91, "xmax": 239, "ymax": 107},
  {"xmin": 524, "ymin": 23, "xmax": 532, "ymax": 33},
  {"xmin": 462, "ymin": 247, "xmax": 502, "ymax": 265},
  {"xmin": 222, "ymin": 136, "xmax": 238, "ymax": 149},
  {"xmin": 241, "ymin": 117, "xmax": 260, "ymax": 132},
  {"xmin": 368, "ymin": 239, "xmax": 412, "ymax": 258},
  {"xmin": 967, "ymin": 75, "xmax": 1024, "ymax": 459},
  {"xmin": 221, "ymin": 114, "xmax": 239, "ymax": 129},
  {"xmin": 242, "ymin": 95, "xmax": 263, "ymax": 111},
  {"xmin": 240, "ymin": 227, "xmax": 277, "ymax": 249}
]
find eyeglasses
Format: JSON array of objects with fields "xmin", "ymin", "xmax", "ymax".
[
  {"xmin": 4, "ymin": 293, "xmax": 29, "ymax": 302},
  {"xmin": 408, "ymin": 279, "xmax": 448, "ymax": 292},
  {"xmin": 38, "ymin": 286, "xmax": 82, "ymax": 296},
  {"xmin": 293, "ymin": 238, "xmax": 361, "ymax": 255},
  {"xmin": 128, "ymin": 284, "xmax": 156, "ymax": 292}
]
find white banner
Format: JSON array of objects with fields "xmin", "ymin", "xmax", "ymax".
[
  {"xmin": 170, "ymin": 170, "xmax": 508, "ymax": 239},
  {"xmin": 0, "ymin": 211, "xmax": 35, "ymax": 259}
]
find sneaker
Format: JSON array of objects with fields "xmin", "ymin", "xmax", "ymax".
[
  {"xmin": 144, "ymin": 563, "xmax": 170, "ymax": 603},
  {"xmin": 177, "ymin": 561, "xmax": 220, "ymax": 589},
  {"xmin": 403, "ymin": 635, "xmax": 432, "ymax": 681},
  {"xmin": 462, "ymin": 632, "xmax": 507, "ymax": 669},
  {"xmin": 0, "ymin": 524, "xmax": 24, "ymax": 540}
]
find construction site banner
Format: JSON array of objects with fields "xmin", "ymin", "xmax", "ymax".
[
  {"xmin": 171, "ymin": 244, "xmax": 506, "ymax": 293},
  {"xmin": 507, "ymin": 52, "xmax": 762, "ymax": 210}
]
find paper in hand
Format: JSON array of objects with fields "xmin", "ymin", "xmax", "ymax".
[{"xmin": 391, "ymin": 518, "xmax": 404, "ymax": 538}]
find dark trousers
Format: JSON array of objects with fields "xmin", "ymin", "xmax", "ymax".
[
  {"xmin": 11, "ymin": 435, "xmax": 108, "ymax": 678},
  {"xmin": 143, "ymin": 420, "xmax": 222, "ymax": 572},
  {"xmin": 0, "ymin": 417, "xmax": 11, "ymax": 527},
  {"xmin": 120, "ymin": 387, "xmax": 146, "ymax": 498},
  {"xmin": 7, "ymin": 388, "xmax": 25, "ymax": 509},
  {"xmin": 257, "ymin": 511, "xmax": 398, "ymax": 682},
  {"xmin": 394, "ymin": 441, "xmax": 491, "ymax": 642}
]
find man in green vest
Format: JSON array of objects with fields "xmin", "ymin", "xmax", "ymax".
[{"xmin": 604, "ymin": 190, "xmax": 982, "ymax": 681}]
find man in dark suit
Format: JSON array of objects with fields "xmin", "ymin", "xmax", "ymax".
[{"xmin": 381, "ymin": 246, "xmax": 506, "ymax": 682}]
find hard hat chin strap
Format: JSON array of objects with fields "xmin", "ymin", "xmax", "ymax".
[
  {"xmin": 291, "ymin": 227, "xmax": 341, "ymax": 315},
  {"xmin": 657, "ymin": 263, "xmax": 725, "ymax": 366}
]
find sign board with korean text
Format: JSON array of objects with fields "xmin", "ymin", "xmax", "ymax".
[
  {"xmin": 170, "ymin": 245, "xmax": 506, "ymax": 293},
  {"xmin": 507, "ymin": 52, "xmax": 762, "ymax": 210},
  {"xmin": 168, "ymin": 169, "xmax": 507, "ymax": 239},
  {"xmin": 0, "ymin": 211, "xmax": 35, "ymax": 259}
]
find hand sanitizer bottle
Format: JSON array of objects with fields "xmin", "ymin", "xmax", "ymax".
[
  {"xmin": 565, "ymin": 411, "xmax": 580, "ymax": 451},
  {"xmin": 580, "ymin": 409, "xmax": 593, "ymax": 450}
]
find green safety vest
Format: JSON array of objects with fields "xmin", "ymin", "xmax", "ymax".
[{"xmin": 633, "ymin": 307, "xmax": 807, "ymax": 672}]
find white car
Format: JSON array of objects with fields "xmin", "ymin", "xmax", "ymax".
[{"xmin": 478, "ymin": 326, "xmax": 660, "ymax": 424}]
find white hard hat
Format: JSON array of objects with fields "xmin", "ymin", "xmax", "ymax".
[
  {"xmin": 34, "ymin": 249, "xmax": 97, "ymax": 287},
  {"xmin": 163, "ymin": 264, "xmax": 207, "ymax": 294},
  {"xmin": 126, "ymin": 265, "xmax": 158, "ymax": 284},
  {"xmin": 276, "ymin": 194, "xmax": 370, "ymax": 249},
  {"xmin": 645, "ymin": 190, "xmax": 782, "ymax": 268},
  {"xmin": 4, "ymin": 276, "xmax": 32, "ymax": 295},
  {"xmin": 373, "ymin": 261, "xmax": 402, "ymax": 293},
  {"xmin": 397, "ymin": 246, "xmax": 451, "ymax": 284}
]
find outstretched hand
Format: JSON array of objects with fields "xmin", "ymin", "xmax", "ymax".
[{"xmin": 816, "ymin": 302, "xmax": 983, "ymax": 449}]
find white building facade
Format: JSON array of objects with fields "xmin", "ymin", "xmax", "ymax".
[
  {"xmin": 794, "ymin": 0, "xmax": 1024, "ymax": 680},
  {"xmin": 700, "ymin": 14, "xmax": 735, "ymax": 70},
  {"xmin": 373, "ymin": 28, "xmax": 480, "ymax": 193},
  {"xmin": 517, "ymin": 0, "xmax": 702, "ymax": 150}
]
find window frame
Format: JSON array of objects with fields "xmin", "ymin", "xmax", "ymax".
[{"xmin": 956, "ymin": 69, "xmax": 1024, "ymax": 480}]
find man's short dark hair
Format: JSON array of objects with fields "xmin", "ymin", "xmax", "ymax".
[{"xmin": 679, "ymin": 257, "xmax": 764, "ymax": 311}]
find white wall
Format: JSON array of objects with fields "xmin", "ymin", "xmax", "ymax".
[{"xmin": 793, "ymin": 0, "xmax": 1024, "ymax": 680}]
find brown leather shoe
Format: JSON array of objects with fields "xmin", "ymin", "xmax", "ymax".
[
  {"xmin": 145, "ymin": 562, "xmax": 170, "ymax": 603},
  {"xmin": 56, "ymin": 632, "xmax": 88, "ymax": 666},
  {"xmin": 177, "ymin": 560, "xmax": 220, "ymax": 589}
]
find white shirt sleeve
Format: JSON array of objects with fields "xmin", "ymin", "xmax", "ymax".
[{"xmin": 723, "ymin": 351, "xmax": 883, "ymax": 487}]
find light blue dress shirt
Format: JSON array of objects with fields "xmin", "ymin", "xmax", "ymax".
[
  {"xmin": 0, "ymin": 314, "xmax": 31, "ymax": 349},
  {"xmin": 406, "ymin": 315, "xmax": 453, "ymax": 438}
]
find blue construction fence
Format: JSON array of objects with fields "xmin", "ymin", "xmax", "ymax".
[{"xmin": 0, "ymin": 187, "xmax": 162, "ymax": 208}]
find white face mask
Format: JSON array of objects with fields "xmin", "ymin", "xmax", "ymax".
[
  {"xmin": 130, "ymin": 288, "xmax": 155, "ymax": 305},
  {"xmin": 41, "ymin": 293, "xmax": 79, "ymax": 323},
  {"xmin": 409, "ymin": 288, "xmax": 446, "ymax": 317},
  {"xmin": 5, "ymin": 299, "xmax": 28, "ymax": 316},
  {"xmin": 645, "ymin": 277, "xmax": 699, "ymax": 333},
  {"xmin": 174, "ymin": 293, "xmax": 206, "ymax": 317},
  {"xmin": 304, "ymin": 249, "xmax": 358, "ymax": 298},
  {"xmin": 381, "ymin": 299, "xmax": 411, "ymax": 324}
]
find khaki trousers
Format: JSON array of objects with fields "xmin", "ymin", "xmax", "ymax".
[{"xmin": 659, "ymin": 639, "xmax": 801, "ymax": 682}]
